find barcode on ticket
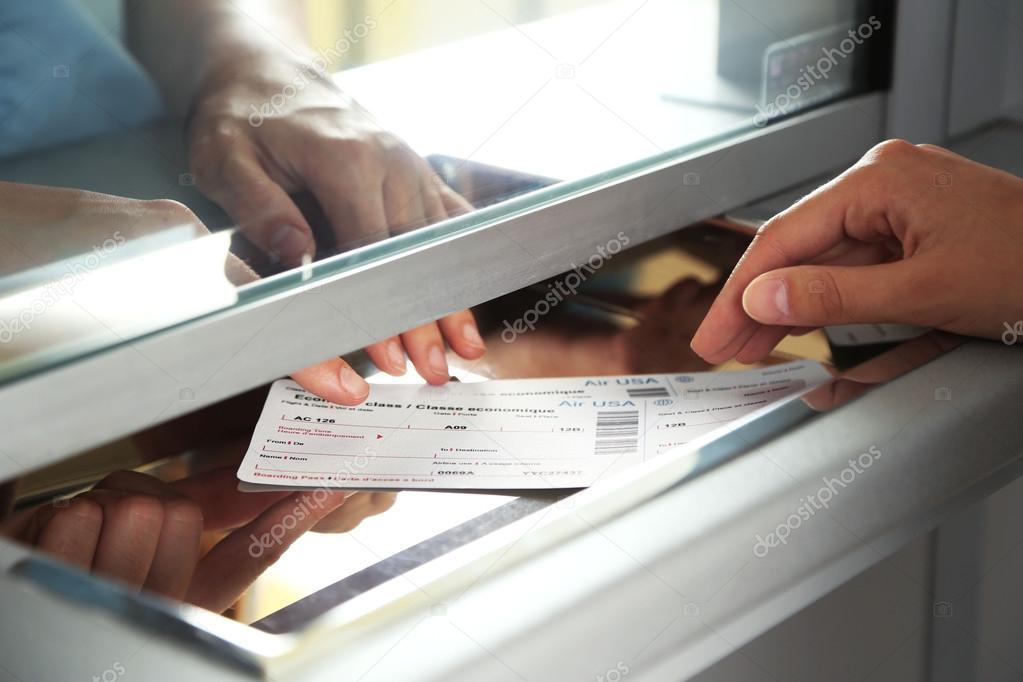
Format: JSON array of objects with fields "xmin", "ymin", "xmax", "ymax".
[
  {"xmin": 625, "ymin": 387, "xmax": 670, "ymax": 398},
  {"xmin": 594, "ymin": 410, "xmax": 640, "ymax": 455}
]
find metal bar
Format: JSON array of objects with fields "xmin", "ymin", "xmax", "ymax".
[{"xmin": 886, "ymin": 0, "xmax": 958, "ymax": 142}]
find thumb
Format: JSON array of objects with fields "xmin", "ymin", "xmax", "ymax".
[{"xmin": 741, "ymin": 261, "xmax": 931, "ymax": 328}]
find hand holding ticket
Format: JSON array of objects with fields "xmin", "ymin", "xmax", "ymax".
[{"xmin": 238, "ymin": 361, "xmax": 830, "ymax": 492}]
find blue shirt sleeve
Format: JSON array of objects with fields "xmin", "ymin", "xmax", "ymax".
[{"xmin": 0, "ymin": 0, "xmax": 166, "ymax": 159}]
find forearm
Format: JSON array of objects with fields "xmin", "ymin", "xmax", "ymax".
[{"xmin": 125, "ymin": 0, "xmax": 313, "ymax": 116}]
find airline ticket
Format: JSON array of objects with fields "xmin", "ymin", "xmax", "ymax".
[{"xmin": 237, "ymin": 360, "xmax": 830, "ymax": 491}]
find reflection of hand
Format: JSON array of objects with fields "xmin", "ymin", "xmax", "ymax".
[
  {"xmin": 311, "ymin": 491, "xmax": 397, "ymax": 533},
  {"xmin": 0, "ymin": 468, "xmax": 391, "ymax": 613},
  {"xmin": 188, "ymin": 65, "xmax": 486, "ymax": 388},
  {"xmin": 800, "ymin": 331, "xmax": 962, "ymax": 412},
  {"xmin": 617, "ymin": 278, "xmax": 719, "ymax": 373},
  {"xmin": 475, "ymin": 277, "xmax": 720, "ymax": 377},
  {"xmin": 692, "ymin": 141, "xmax": 1023, "ymax": 364}
]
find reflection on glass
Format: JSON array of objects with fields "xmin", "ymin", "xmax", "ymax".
[{"xmin": 801, "ymin": 332, "xmax": 965, "ymax": 413}]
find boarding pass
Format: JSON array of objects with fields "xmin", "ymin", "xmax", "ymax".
[{"xmin": 237, "ymin": 360, "xmax": 830, "ymax": 492}]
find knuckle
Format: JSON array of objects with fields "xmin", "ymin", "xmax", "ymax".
[
  {"xmin": 146, "ymin": 198, "xmax": 201, "ymax": 226},
  {"xmin": 385, "ymin": 145, "xmax": 422, "ymax": 179},
  {"xmin": 313, "ymin": 137, "xmax": 384, "ymax": 184},
  {"xmin": 865, "ymin": 138, "xmax": 918, "ymax": 165},
  {"xmin": 189, "ymin": 123, "xmax": 244, "ymax": 187},
  {"xmin": 324, "ymin": 136, "xmax": 376, "ymax": 165},
  {"xmin": 202, "ymin": 120, "xmax": 246, "ymax": 149}
]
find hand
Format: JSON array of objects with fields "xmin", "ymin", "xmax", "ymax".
[
  {"xmin": 311, "ymin": 491, "xmax": 397, "ymax": 533},
  {"xmin": 0, "ymin": 182, "xmax": 483, "ymax": 401},
  {"xmin": 691, "ymin": 140, "xmax": 1023, "ymax": 364},
  {"xmin": 0, "ymin": 468, "xmax": 391, "ymax": 613},
  {"xmin": 0, "ymin": 183, "xmax": 217, "ymax": 276},
  {"xmin": 187, "ymin": 60, "xmax": 486, "ymax": 387}
]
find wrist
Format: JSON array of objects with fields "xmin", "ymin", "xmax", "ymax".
[{"xmin": 190, "ymin": 48, "xmax": 333, "ymax": 121}]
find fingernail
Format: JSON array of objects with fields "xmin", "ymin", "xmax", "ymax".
[
  {"xmin": 270, "ymin": 225, "xmax": 311, "ymax": 264},
  {"xmin": 743, "ymin": 278, "xmax": 790, "ymax": 323},
  {"xmin": 387, "ymin": 341, "xmax": 406, "ymax": 374},
  {"xmin": 462, "ymin": 323, "xmax": 485, "ymax": 349},
  {"xmin": 338, "ymin": 366, "xmax": 369, "ymax": 398},
  {"xmin": 428, "ymin": 345, "xmax": 448, "ymax": 376}
]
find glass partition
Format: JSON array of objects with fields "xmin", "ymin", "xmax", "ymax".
[
  {"xmin": 0, "ymin": 0, "xmax": 892, "ymax": 384},
  {"xmin": 4, "ymin": 215, "xmax": 966, "ymax": 636}
]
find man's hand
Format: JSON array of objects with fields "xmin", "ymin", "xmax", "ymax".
[
  {"xmin": 189, "ymin": 63, "xmax": 471, "ymax": 263},
  {"xmin": 187, "ymin": 60, "xmax": 486, "ymax": 387},
  {"xmin": 691, "ymin": 140, "xmax": 1023, "ymax": 364},
  {"xmin": 125, "ymin": 1, "xmax": 487, "ymax": 387}
]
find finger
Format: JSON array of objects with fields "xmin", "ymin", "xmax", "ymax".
[
  {"xmin": 141, "ymin": 498, "xmax": 203, "ymax": 599},
  {"xmin": 307, "ymin": 171, "xmax": 390, "ymax": 251},
  {"xmin": 691, "ymin": 165, "xmax": 892, "ymax": 363},
  {"xmin": 741, "ymin": 260, "xmax": 938, "ymax": 329},
  {"xmin": 186, "ymin": 489, "xmax": 348, "ymax": 613},
  {"xmin": 3, "ymin": 507, "xmax": 40, "ymax": 543},
  {"xmin": 290, "ymin": 357, "xmax": 370, "ymax": 406},
  {"xmin": 438, "ymin": 183, "xmax": 474, "ymax": 216},
  {"xmin": 365, "ymin": 337, "xmax": 407, "ymax": 376},
  {"xmin": 383, "ymin": 169, "xmax": 428, "ymax": 235},
  {"xmin": 170, "ymin": 467, "xmax": 291, "ymax": 531},
  {"xmin": 32, "ymin": 498, "xmax": 103, "ymax": 570},
  {"xmin": 419, "ymin": 170, "xmax": 448, "ymax": 225},
  {"xmin": 727, "ymin": 240, "xmax": 895, "ymax": 362},
  {"xmin": 93, "ymin": 471, "xmax": 203, "ymax": 597},
  {"xmin": 400, "ymin": 323, "xmax": 450, "ymax": 385},
  {"xmin": 196, "ymin": 149, "xmax": 314, "ymax": 266},
  {"xmin": 436, "ymin": 309, "xmax": 486, "ymax": 360},
  {"xmin": 86, "ymin": 490, "xmax": 164, "ymax": 589},
  {"xmin": 311, "ymin": 492, "xmax": 398, "ymax": 533},
  {"xmin": 733, "ymin": 326, "xmax": 793, "ymax": 364}
]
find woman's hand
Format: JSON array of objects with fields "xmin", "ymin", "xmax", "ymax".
[
  {"xmin": 0, "ymin": 468, "xmax": 393, "ymax": 613},
  {"xmin": 692, "ymin": 140, "xmax": 1023, "ymax": 364}
]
